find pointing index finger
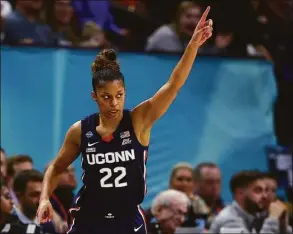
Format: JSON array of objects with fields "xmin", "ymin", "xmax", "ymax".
[{"xmin": 198, "ymin": 6, "xmax": 210, "ymax": 26}]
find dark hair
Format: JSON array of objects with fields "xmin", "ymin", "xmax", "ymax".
[
  {"xmin": 91, "ymin": 49, "xmax": 124, "ymax": 92},
  {"xmin": 230, "ymin": 170, "xmax": 264, "ymax": 195},
  {"xmin": 7, "ymin": 155, "xmax": 33, "ymax": 177},
  {"xmin": 13, "ymin": 169, "xmax": 43, "ymax": 194},
  {"xmin": 0, "ymin": 147, "xmax": 5, "ymax": 154},
  {"xmin": 263, "ymin": 172, "xmax": 278, "ymax": 183},
  {"xmin": 193, "ymin": 162, "xmax": 218, "ymax": 181},
  {"xmin": 0, "ymin": 177, "xmax": 7, "ymax": 191},
  {"xmin": 41, "ymin": 0, "xmax": 81, "ymax": 46}
]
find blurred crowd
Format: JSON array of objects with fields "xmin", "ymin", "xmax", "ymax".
[
  {"xmin": 1, "ymin": 0, "xmax": 293, "ymax": 149},
  {"xmin": 0, "ymin": 0, "xmax": 292, "ymax": 56},
  {"xmin": 1, "ymin": 147, "xmax": 292, "ymax": 233}
]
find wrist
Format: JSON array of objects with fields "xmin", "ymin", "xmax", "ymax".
[
  {"xmin": 40, "ymin": 195, "xmax": 50, "ymax": 201},
  {"xmin": 188, "ymin": 40, "xmax": 200, "ymax": 49}
]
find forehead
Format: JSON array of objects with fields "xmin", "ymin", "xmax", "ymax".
[
  {"xmin": 0, "ymin": 151, "xmax": 6, "ymax": 161},
  {"xmin": 172, "ymin": 200, "xmax": 188, "ymax": 212},
  {"xmin": 96, "ymin": 80, "xmax": 124, "ymax": 93},
  {"xmin": 183, "ymin": 6, "xmax": 201, "ymax": 16},
  {"xmin": 175, "ymin": 168, "xmax": 192, "ymax": 177},
  {"xmin": 200, "ymin": 166, "xmax": 220, "ymax": 178},
  {"xmin": 265, "ymin": 178, "xmax": 277, "ymax": 186},
  {"xmin": 26, "ymin": 181, "xmax": 42, "ymax": 192},
  {"xmin": 250, "ymin": 179, "xmax": 266, "ymax": 189},
  {"xmin": 14, "ymin": 161, "xmax": 32, "ymax": 169}
]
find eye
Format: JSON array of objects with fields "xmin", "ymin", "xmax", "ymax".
[
  {"xmin": 103, "ymin": 95, "xmax": 109, "ymax": 100},
  {"xmin": 117, "ymin": 93, "xmax": 123, "ymax": 98}
]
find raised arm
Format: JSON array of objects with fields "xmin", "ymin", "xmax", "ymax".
[
  {"xmin": 37, "ymin": 121, "xmax": 81, "ymax": 223},
  {"xmin": 132, "ymin": 7, "xmax": 213, "ymax": 131}
]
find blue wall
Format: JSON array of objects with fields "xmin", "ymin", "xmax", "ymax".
[{"xmin": 1, "ymin": 46, "xmax": 276, "ymax": 207}]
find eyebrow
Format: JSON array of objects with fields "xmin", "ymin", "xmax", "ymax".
[{"xmin": 101, "ymin": 90, "xmax": 124, "ymax": 95}]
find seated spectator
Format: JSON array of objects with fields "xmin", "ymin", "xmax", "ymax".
[
  {"xmin": 1, "ymin": 170, "xmax": 43, "ymax": 234},
  {"xmin": 204, "ymin": 24, "xmax": 246, "ymax": 56},
  {"xmin": 72, "ymin": 0, "xmax": 128, "ymax": 36},
  {"xmin": 147, "ymin": 189, "xmax": 190, "ymax": 234},
  {"xmin": 193, "ymin": 162, "xmax": 224, "ymax": 227},
  {"xmin": 1, "ymin": 0, "xmax": 12, "ymax": 42},
  {"xmin": 169, "ymin": 162, "xmax": 209, "ymax": 214},
  {"xmin": 3, "ymin": 0, "xmax": 53, "ymax": 45},
  {"xmin": 79, "ymin": 21, "xmax": 111, "ymax": 49},
  {"xmin": 0, "ymin": 148, "xmax": 7, "ymax": 180},
  {"xmin": 13, "ymin": 169, "xmax": 42, "ymax": 225},
  {"xmin": 145, "ymin": 1, "xmax": 206, "ymax": 53},
  {"xmin": 0, "ymin": 178, "xmax": 14, "ymax": 230},
  {"xmin": 42, "ymin": 0, "xmax": 81, "ymax": 47},
  {"xmin": 6, "ymin": 155, "xmax": 33, "ymax": 207},
  {"xmin": 210, "ymin": 170, "xmax": 292, "ymax": 233}
]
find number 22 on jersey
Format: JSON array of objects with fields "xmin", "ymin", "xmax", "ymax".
[{"xmin": 100, "ymin": 167, "xmax": 127, "ymax": 188}]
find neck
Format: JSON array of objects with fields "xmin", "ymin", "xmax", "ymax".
[
  {"xmin": 19, "ymin": 204, "xmax": 35, "ymax": 221},
  {"xmin": 16, "ymin": 5, "xmax": 38, "ymax": 22},
  {"xmin": 99, "ymin": 112, "xmax": 123, "ymax": 130},
  {"xmin": 236, "ymin": 199, "xmax": 255, "ymax": 215},
  {"xmin": 200, "ymin": 195, "xmax": 216, "ymax": 209}
]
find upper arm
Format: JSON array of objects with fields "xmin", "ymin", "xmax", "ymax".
[
  {"xmin": 51, "ymin": 121, "xmax": 81, "ymax": 174},
  {"xmin": 132, "ymin": 81, "xmax": 178, "ymax": 130}
]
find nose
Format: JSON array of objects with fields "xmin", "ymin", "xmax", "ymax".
[{"xmin": 110, "ymin": 98, "xmax": 118, "ymax": 107}]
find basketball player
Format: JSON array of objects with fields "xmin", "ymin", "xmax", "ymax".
[{"xmin": 37, "ymin": 7, "xmax": 213, "ymax": 234}]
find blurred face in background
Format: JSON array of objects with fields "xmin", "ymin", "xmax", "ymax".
[
  {"xmin": 54, "ymin": 0, "xmax": 73, "ymax": 25},
  {"xmin": 13, "ymin": 161, "xmax": 33, "ymax": 177},
  {"xmin": 18, "ymin": 181, "xmax": 42, "ymax": 218},
  {"xmin": 179, "ymin": 4, "xmax": 202, "ymax": 37},
  {"xmin": 156, "ymin": 201, "xmax": 188, "ymax": 233},
  {"xmin": 215, "ymin": 32, "xmax": 234, "ymax": 49},
  {"xmin": 197, "ymin": 166, "xmax": 221, "ymax": 203},
  {"xmin": 264, "ymin": 178, "xmax": 277, "ymax": 208},
  {"xmin": 170, "ymin": 168, "xmax": 194, "ymax": 197},
  {"xmin": 0, "ymin": 151, "xmax": 7, "ymax": 178},
  {"xmin": 0, "ymin": 185, "xmax": 13, "ymax": 215},
  {"xmin": 244, "ymin": 179, "xmax": 268, "ymax": 214}
]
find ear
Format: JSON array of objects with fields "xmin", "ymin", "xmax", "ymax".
[{"xmin": 91, "ymin": 91, "xmax": 98, "ymax": 102}]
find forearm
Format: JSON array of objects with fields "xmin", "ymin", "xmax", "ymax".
[
  {"xmin": 169, "ymin": 41, "xmax": 199, "ymax": 90},
  {"xmin": 40, "ymin": 165, "xmax": 61, "ymax": 200}
]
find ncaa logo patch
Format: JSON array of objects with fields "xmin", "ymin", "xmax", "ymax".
[
  {"xmin": 120, "ymin": 131, "xmax": 130, "ymax": 139},
  {"xmin": 86, "ymin": 131, "xmax": 93, "ymax": 138}
]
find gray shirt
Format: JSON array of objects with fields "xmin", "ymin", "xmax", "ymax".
[
  {"xmin": 209, "ymin": 201, "xmax": 292, "ymax": 233},
  {"xmin": 145, "ymin": 25, "xmax": 185, "ymax": 52}
]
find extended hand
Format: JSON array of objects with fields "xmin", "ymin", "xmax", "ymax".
[{"xmin": 191, "ymin": 6, "xmax": 213, "ymax": 47}]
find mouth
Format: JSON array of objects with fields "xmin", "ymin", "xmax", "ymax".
[{"xmin": 108, "ymin": 109, "xmax": 119, "ymax": 118}]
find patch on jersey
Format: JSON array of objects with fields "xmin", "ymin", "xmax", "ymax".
[
  {"xmin": 105, "ymin": 213, "xmax": 115, "ymax": 219},
  {"xmin": 120, "ymin": 131, "xmax": 130, "ymax": 139},
  {"xmin": 86, "ymin": 131, "xmax": 93, "ymax": 138},
  {"xmin": 122, "ymin": 138, "xmax": 132, "ymax": 146},
  {"xmin": 86, "ymin": 147, "xmax": 96, "ymax": 153}
]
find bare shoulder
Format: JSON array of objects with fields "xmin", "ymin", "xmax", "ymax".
[{"xmin": 66, "ymin": 120, "xmax": 82, "ymax": 145}]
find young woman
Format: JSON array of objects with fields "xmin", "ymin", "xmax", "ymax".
[{"xmin": 37, "ymin": 7, "xmax": 213, "ymax": 234}]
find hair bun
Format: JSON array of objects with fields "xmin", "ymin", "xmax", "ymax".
[
  {"xmin": 102, "ymin": 49, "xmax": 117, "ymax": 61},
  {"xmin": 91, "ymin": 49, "xmax": 120, "ymax": 74}
]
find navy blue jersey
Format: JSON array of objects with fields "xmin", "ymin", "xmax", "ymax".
[{"xmin": 72, "ymin": 110, "xmax": 148, "ymax": 220}]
